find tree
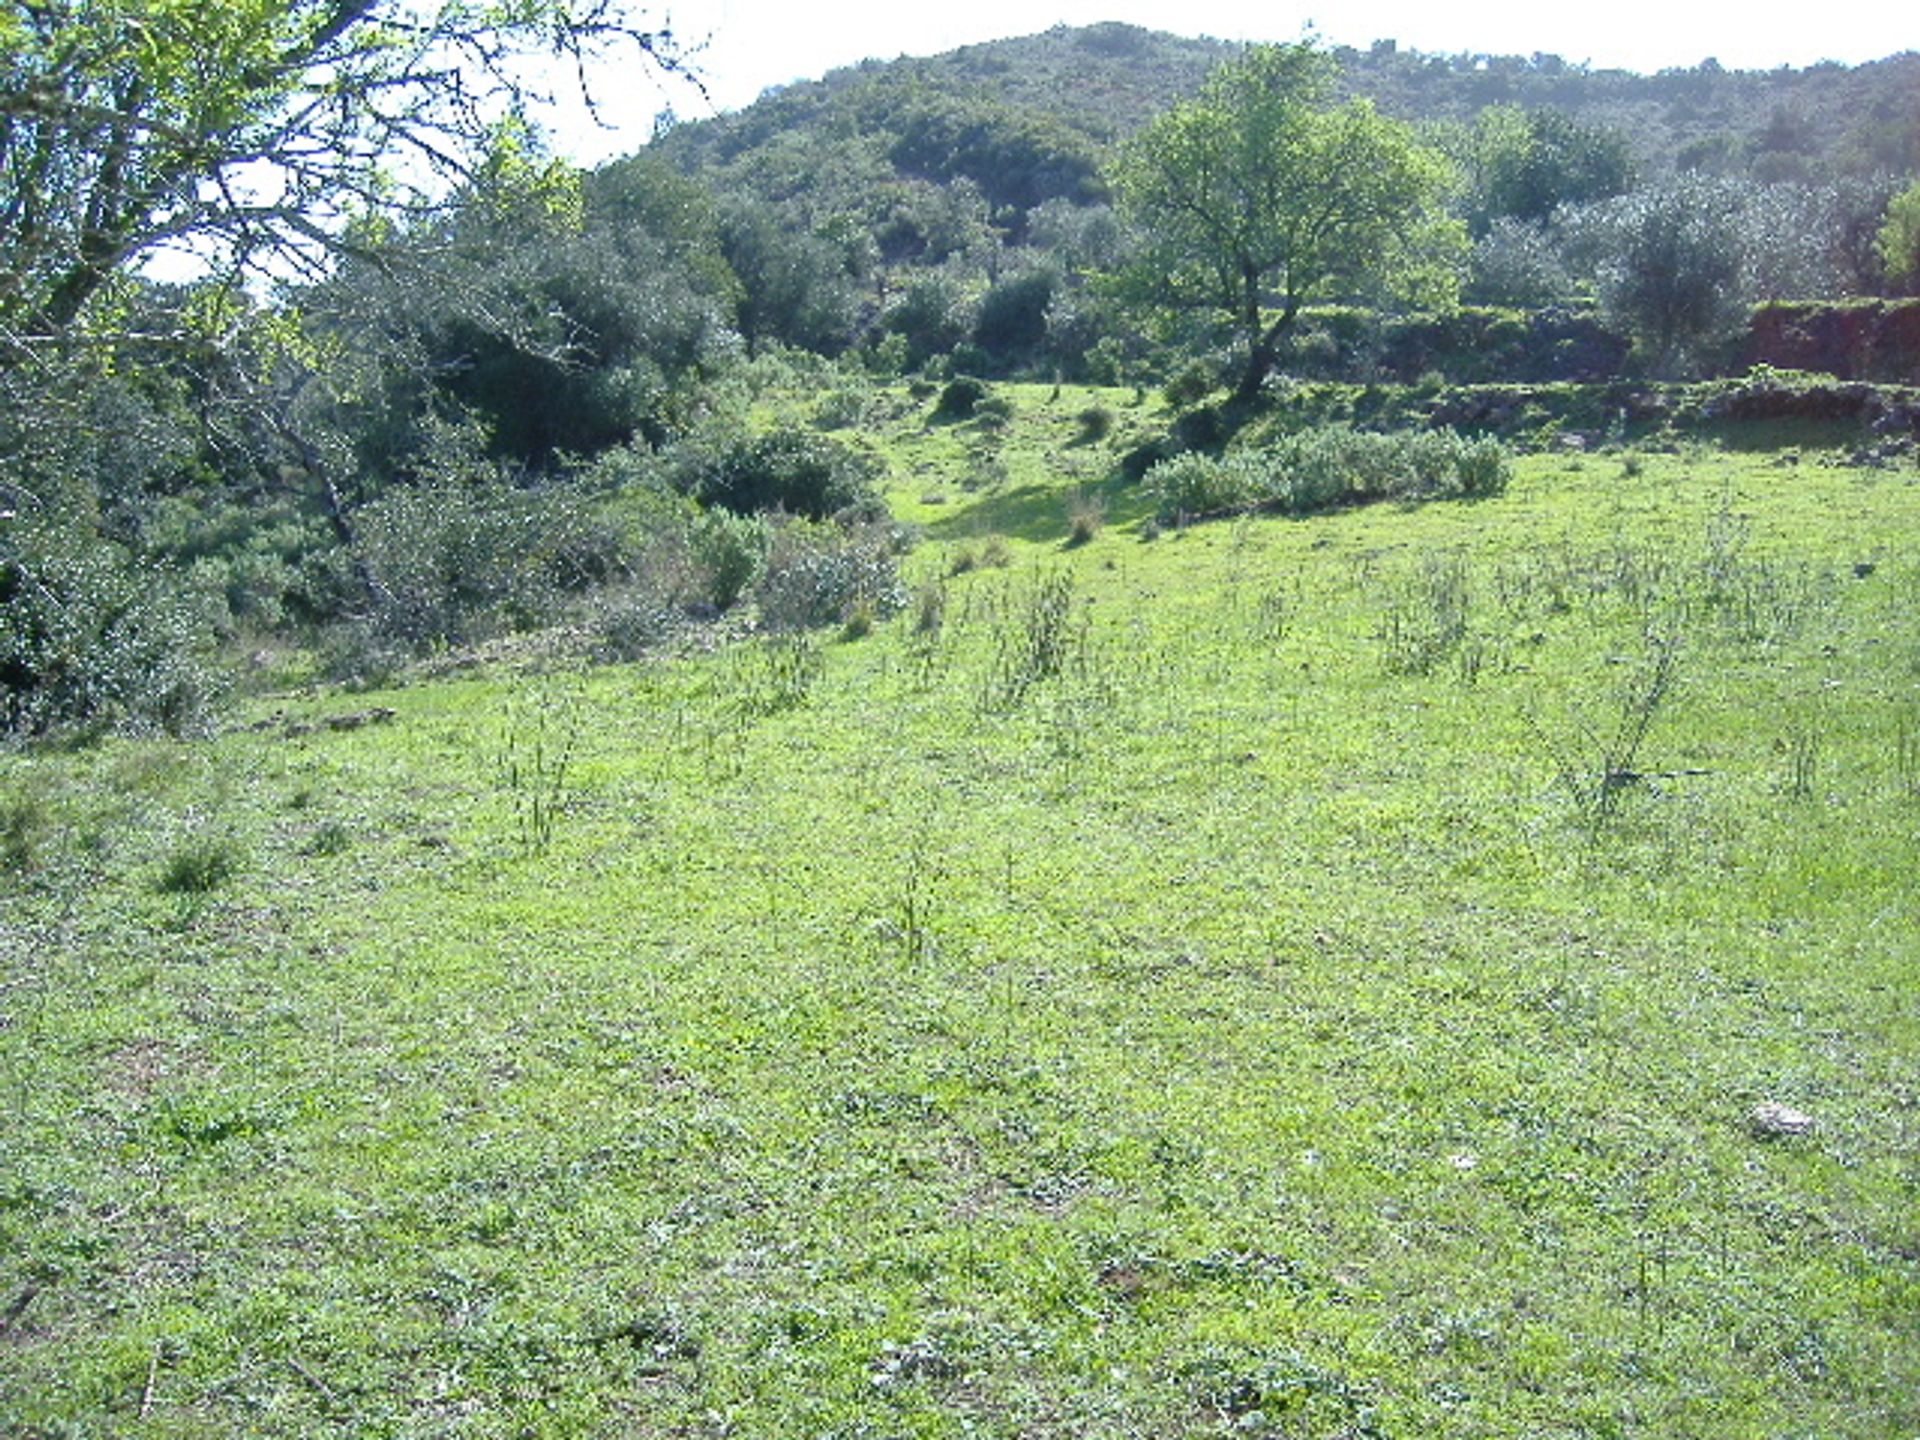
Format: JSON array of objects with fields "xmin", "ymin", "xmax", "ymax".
[
  {"xmin": 1113, "ymin": 43, "xmax": 1463, "ymax": 403},
  {"xmin": 1463, "ymin": 105, "xmax": 1633, "ymax": 234},
  {"xmin": 1592, "ymin": 178, "xmax": 1747, "ymax": 375},
  {"xmin": 0, "ymin": 0, "xmax": 683, "ymax": 348},
  {"xmin": 1877, "ymin": 180, "xmax": 1920, "ymax": 294}
]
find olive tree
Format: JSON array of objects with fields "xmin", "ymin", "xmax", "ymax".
[{"xmin": 1113, "ymin": 43, "xmax": 1463, "ymax": 403}]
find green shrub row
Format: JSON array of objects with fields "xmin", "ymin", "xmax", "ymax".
[{"xmin": 1145, "ymin": 425, "xmax": 1510, "ymax": 522}]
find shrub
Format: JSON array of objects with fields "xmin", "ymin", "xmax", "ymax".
[
  {"xmin": 589, "ymin": 585, "xmax": 682, "ymax": 661},
  {"xmin": 1163, "ymin": 360, "xmax": 1219, "ymax": 407},
  {"xmin": 348, "ymin": 480, "xmax": 616, "ymax": 647},
  {"xmin": 1064, "ymin": 489, "xmax": 1108, "ymax": 545},
  {"xmin": 1, "ymin": 517, "xmax": 222, "ymax": 737},
  {"xmin": 157, "ymin": 830, "xmax": 245, "ymax": 894},
  {"xmin": 1075, "ymin": 406, "xmax": 1115, "ymax": 443},
  {"xmin": 932, "ymin": 376, "xmax": 991, "ymax": 421},
  {"xmin": 1142, "ymin": 451, "xmax": 1266, "ymax": 519},
  {"xmin": 754, "ymin": 521, "xmax": 908, "ymax": 632},
  {"xmin": 1, "ymin": 779, "xmax": 54, "ymax": 875},
  {"xmin": 685, "ymin": 425, "xmax": 883, "ymax": 520},
  {"xmin": 812, "ymin": 388, "xmax": 870, "ymax": 430},
  {"xmin": 691, "ymin": 508, "xmax": 771, "ymax": 610},
  {"xmin": 1145, "ymin": 427, "xmax": 1510, "ymax": 522}
]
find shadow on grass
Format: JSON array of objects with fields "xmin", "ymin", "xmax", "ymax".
[{"xmin": 923, "ymin": 474, "xmax": 1158, "ymax": 545}]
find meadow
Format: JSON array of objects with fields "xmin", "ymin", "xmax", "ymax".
[{"xmin": 3, "ymin": 386, "xmax": 1917, "ymax": 1437}]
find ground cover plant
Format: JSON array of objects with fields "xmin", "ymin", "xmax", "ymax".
[{"xmin": 2, "ymin": 402, "xmax": 1918, "ymax": 1436}]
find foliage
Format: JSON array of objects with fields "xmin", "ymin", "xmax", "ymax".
[
  {"xmin": 0, "ymin": 515, "xmax": 220, "ymax": 736},
  {"xmin": 0, "ymin": 0, "xmax": 683, "ymax": 343},
  {"xmin": 932, "ymin": 375, "xmax": 992, "ymax": 421},
  {"xmin": 1145, "ymin": 425, "xmax": 1510, "ymax": 521},
  {"xmin": 1878, "ymin": 180, "xmax": 1920, "ymax": 293},
  {"xmin": 1587, "ymin": 179, "xmax": 1750, "ymax": 375},
  {"xmin": 1114, "ymin": 44, "xmax": 1465, "ymax": 401},
  {"xmin": 347, "ymin": 477, "xmax": 625, "ymax": 647},
  {"xmin": 752, "ymin": 518, "xmax": 908, "ymax": 632},
  {"xmin": 1458, "ymin": 105, "xmax": 1635, "ymax": 234},
  {"xmin": 675, "ymin": 425, "xmax": 883, "ymax": 520},
  {"xmin": 973, "ymin": 268, "xmax": 1058, "ymax": 365}
]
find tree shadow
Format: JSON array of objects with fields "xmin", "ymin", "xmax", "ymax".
[{"xmin": 923, "ymin": 472, "xmax": 1157, "ymax": 545}]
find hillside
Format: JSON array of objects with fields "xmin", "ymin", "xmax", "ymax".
[{"xmin": 660, "ymin": 24, "xmax": 1920, "ymax": 183}]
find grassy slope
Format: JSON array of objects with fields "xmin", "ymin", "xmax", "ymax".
[{"xmin": 3, "ymin": 387, "xmax": 1918, "ymax": 1437}]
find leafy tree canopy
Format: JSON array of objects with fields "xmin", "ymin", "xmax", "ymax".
[
  {"xmin": 1114, "ymin": 43, "xmax": 1464, "ymax": 402},
  {"xmin": 1460, "ymin": 105, "xmax": 1634, "ymax": 233},
  {"xmin": 1877, "ymin": 179, "xmax": 1920, "ymax": 293},
  {"xmin": 0, "ymin": 0, "xmax": 681, "ymax": 347}
]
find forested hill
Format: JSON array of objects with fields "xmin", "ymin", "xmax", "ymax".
[{"xmin": 653, "ymin": 22, "xmax": 1920, "ymax": 197}]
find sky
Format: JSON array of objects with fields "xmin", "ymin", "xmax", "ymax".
[{"xmin": 544, "ymin": 0, "xmax": 1916, "ymax": 163}]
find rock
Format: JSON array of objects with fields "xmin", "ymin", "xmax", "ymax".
[{"xmin": 1748, "ymin": 1101, "xmax": 1814, "ymax": 1139}]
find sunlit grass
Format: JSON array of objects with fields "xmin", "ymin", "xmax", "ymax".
[{"xmin": 3, "ymin": 422, "xmax": 1917, "ymax": 1436}]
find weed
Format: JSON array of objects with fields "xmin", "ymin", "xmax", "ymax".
[
  {"xmin": 157, "ymin": 829, "xmax": 245, "ymax": 894},
  {"xmin": 1381, "ymin": 555, "xmax": 1472, "ymax": 677},
  {"xmin": 1254, "ymin": 584, "xmax": 1295, "ymax": 643},
  {"xmin": 1783, "ymin": 720, "xmax": 1821, "ymax": 801},
  {"xmin": 736, "ymin": 634, "xmax": 822, "ymax": 717},
  {"xmin": 1897, "ymin": 709, "xmax": 1920, "ymax": 798},
  {"xmin": 912, "ymin": 579, "xmax": 947, "ymax": 636},
  {"xmin": 498, "ymin": 685, "xmax": 581, "ymax": 854},
  {"xmin": 1, "ymin": 779, "xmax": 54, "ymax": 875},
  {"xmin": 1064, "ymin": 488, "xmax": 1107, "ymax": 546},
  {"xmin": 1529, "ymin": 632, "xmax": 1683, "ymax": 820},
  {"xmin": 839, "ymin": 599, "xmax": 877, "ymax": 641},
  {"xmin": 303, "ymin": 819, "xmax": 353, "ymax": 857},
  {"xmin": 980, "ymin": 569, "xmax": 1080, "ymax": 712}
]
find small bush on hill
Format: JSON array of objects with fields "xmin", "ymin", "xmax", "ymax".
[
  {"xmin": 1145, "ymin": 426, "xmax": 1510, "ymax": 522},
  {"xmin": 681, "ymin": 425, "xmax": 884, "ymax": 520},
  {"xmin": 1076, "ymin": 405, "xmax": 1115, "ymax": 443},
  {"xmin": 932, "ymin": 376, "xmax": 991, "ymax": 421},
  {"xmin": 348, "ymin": 480, "xmax": 623, "ymax": 647},
  {"xmin": 157, "ymin": 829, "xmax": 246, "ymax": 895},
  {"xmin": 692, "ymin": 508, "xmax": 772, "ymax": 610},
  {"xmin": 755, "ymin": 520, "xmax": 910, "ymax": 632}
]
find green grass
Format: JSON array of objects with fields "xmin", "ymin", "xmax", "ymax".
[{"xmin": 3, "ymin": 422, "xmax": 1918, "ymax": 1436}]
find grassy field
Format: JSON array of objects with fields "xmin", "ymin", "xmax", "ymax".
[{"xmin": 3, "ymin": 386, "xmax": 1918, "ymax": 1436}]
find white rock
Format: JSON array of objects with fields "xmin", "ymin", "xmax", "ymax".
[{"xmin": 1748, "ymin": 1101, "xmax": 1814, "ymax": 1138}]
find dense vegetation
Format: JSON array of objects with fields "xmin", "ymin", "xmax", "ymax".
[
  {"xmin": 3, "ymin": 16, "xmax": 1920, "ymax": 1434},
  {"xmin": 4, "ymin": 24, "xmax": 1918, "ymax": 735}
]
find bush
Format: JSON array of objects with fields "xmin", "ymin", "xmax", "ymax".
[
  {"xmin": 0, "ymin": 518, "xmax": 222, "ymax": 737},
  {"xmin": 1075, "ymin": 406, "xmax": 1115, "ymax": 443},
  {"xmin": 157, "ymin": 829, "xmax": 245, "ymax": 894},
  {"xmin": 1, "ymin": 777, "xmax": 55, "ymax": 875},
  {"xmin": 932, "ymin": 376, "xmax": 991, "ymax": 421},
  {"xmin": 682, "ymin": 425, "xmax": 882, "ymax": 520},
  {"xmin": 1162, "ymin": 360, "xmax": 1219, "ymax": 408},
  {"xmin": 754, "ymin": 520, "xmax": 909, "ymax": 632},
  {"xmin": 1145, "ymin": 427, "xmax": 1511, "ymax": 522},
  {"xmin": 691, "ymin": 508, "xmax": 771, "ymax": 610},
  {"xmin": 1141, "ymin": 451, "xmax": 1267, "ymax": 519},
  {"xmin": 349, "ymin": 479, "xmax": 621, "ymax": 647}
]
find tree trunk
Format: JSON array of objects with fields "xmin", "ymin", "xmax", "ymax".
[{"xmin": 1234, "ymin": 305, "xmax": 1299, "ymax": 405}]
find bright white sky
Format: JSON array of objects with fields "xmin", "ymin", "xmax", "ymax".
[{"xmin": 547, "ymin": 0, "xmax": 1915, "ymax": 163}]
